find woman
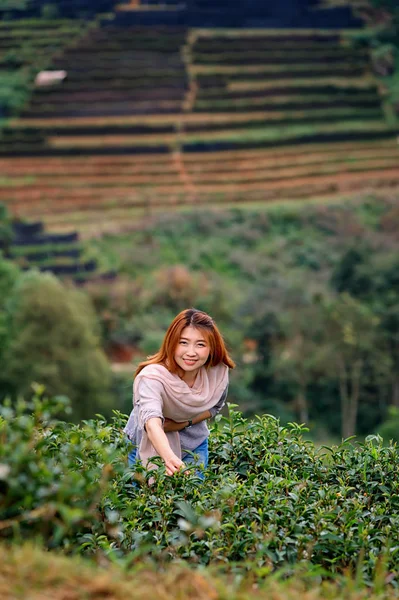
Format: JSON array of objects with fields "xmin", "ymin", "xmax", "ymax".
[{"xmin": 124, "ymin": 308, "xmax": 235, "ymax": 476}]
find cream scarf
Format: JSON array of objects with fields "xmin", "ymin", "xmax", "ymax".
[{"xmin": 134, "ymin": 362, "xmax": 229, "ymax": 467}]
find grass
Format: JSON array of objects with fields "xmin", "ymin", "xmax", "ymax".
[
  {"xmin": 10, "ymin": 107, "xmax": 383, "ymax": 133},
  {"xmin": 4, "ymin": 542, "xmax": 399, "ymax": 600},
  {"xmin": 0, "ymin": 25, "xmax": 85, "ymax": 36},
  {"xmin": 41, "ymin": 119, "xmax": 394, "ymax": 149},
  {"xmin": 10, "ymin": 105, "xmax": 379, "ymax": 128},
  {"xmin": 226, "ymin": 77, "xmax": 376, "ymax": 91},
  {"xmin": 0, "ymin": 176, "xmax": 36, "ymax": 186},
  {"xmin": 40, "ymin": 191, "xmax": 396, "ymax": 237},
  {"xmin": 0, "ymin": 37, "xmax": 83, "ymax": 48},
  {"xmin": 14, "ymin": 158, "xmax": 396, "ymax": 185},
  {"xmin": 16, "ymin": 255, "xmax": 89, "ymax": 267},
  {"xmin": 9, "ymin": 241, "xmax": 81, "ymax": 256},
  {"xmin": 0, "ymin": 18, "xmax": 87, "ymax": 27},
  {"xmin": 0, "ymin": 138, "xmax": 393, "ymax": 162},
  {"xmin": 4, "ymin": 154, "xmax": 396, "ymax": 181},
  {"xmin": 117, "ymin": 2, "xmax": 186, "ymax": 10},
  {"xmin": 22, "ymin": 187, "xmax": 395, "ymax": 235},
  {"xmin": 183, "ymin": 120, "xmax": 395, "ymax": 144},
  {"xmin": 187, "ymin": 158, "xmax": 399, "ymax": 180},
  {"xmin": 185, "ymin": 151, "xmax": 399, "ymax": 171}
]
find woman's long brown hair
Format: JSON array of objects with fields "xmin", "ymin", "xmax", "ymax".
[{"xmin": 135, "ymin": 308, "xmax": 235, "ymax": 376}]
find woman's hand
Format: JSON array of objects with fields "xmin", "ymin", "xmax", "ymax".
[
  {"xmin": 164, "ymin": 453, "xmax": 185, "ymax": 476},
  {"xmin": 164, "ymin": 418, "xmax": 187, "ymax": 432},
  {"xmin": 145, "ymin": 417, "xmax": 185, "ymax": 476}
]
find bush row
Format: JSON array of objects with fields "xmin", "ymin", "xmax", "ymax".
[
  {"xmin": 195, "ymin": 66, "xmax": 366, "ymax": 86},
  {"xmin": 1, "ymin": 395, "xmax": 399, "ymax": 583},
  {"xmin": 192, "ymin": 54, "xmax": 367, "ymax": 66},
  {"xmin": 196, "ymin": 86, "xmax": 379, "ymax": 99},
  {"xmin": 192, "ymin": 101, "xmax": 382, "ymax": 114}
]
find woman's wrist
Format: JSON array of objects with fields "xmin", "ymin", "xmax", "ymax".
[{"xmin": 182, "ymin": 411, "xmax": 211, "ymax": 429}]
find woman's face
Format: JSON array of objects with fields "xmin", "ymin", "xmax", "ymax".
[{"xmin": 174, "ymin": 326, "xmax": 210, "ymax": 379}]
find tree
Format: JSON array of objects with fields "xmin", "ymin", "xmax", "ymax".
[
  {"xmin": 240, "ymin": 273, "xmax": 329, "ymax": 424},
  {"xmin": 270, "ymin": 301, "xmax": 325, "ymax": 424},
  {"xmin": 317, "ymin": 294, "xmax": 385, "ymax": 439},
  {"xmin": 3, "ymin": 271, "xmax": 111, "ymax": 420},
  {"xmin": 333, "ymin": 247, "xmax": 399, "ymax": 411}
]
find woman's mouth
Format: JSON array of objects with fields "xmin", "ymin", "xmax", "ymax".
[{"xmin": 183, "ymin": 359, "xmax": 197, "ymax": 365}]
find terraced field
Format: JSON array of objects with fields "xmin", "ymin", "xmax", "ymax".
[
  {"xmin": 0, "ymin": 22, "xmax": 398, "ymax": 235},
  {"xmin": 7, "ymin": 220, "xmax": 115, "ymax": 282}
]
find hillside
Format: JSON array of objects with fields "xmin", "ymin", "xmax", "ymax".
[{"xmin": 0, "ymin": 2, "xmax": 397, "ymax": 235}]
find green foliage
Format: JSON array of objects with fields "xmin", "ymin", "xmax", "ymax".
[
  {"xmin": 0, "ymin": 388, "xmax": 126, "ymax": 549},
  {"xmin": 40, "ymin": 3, "xmax": 59, "ymax": 19},
  {"xmin": 377, "ymin": 406, "xmax": 399, "ymax": 443},
  {"xmin": 2, "ymin": 398, "xmax": 399, "ymax": 585},
  {"xmin": 2, "ymin": 270, "xmax": 112, "ymax": 419},
  {"xmin": 349, "ymin": 0, "xmax": 399, "ymax": 119},
  {"xmin": 0, "ymin": 0, "xmax": 28, "ymax": 10},
  {"xmin": 332, "ymin": 241, "xmax": 399, "ymax": 417},
  {"xmin": 0, "ymin": 70, "xmax": 33, "ymax": 118},
  {"xmin": 315, "ymin": 293, "xmax": 387, "ymax": 438},
  {"xmin": 0, "ymin": 256, "xmax": 20, "ymax": 396},
  {"xmin": 0, "ymin": 202, "xmax": 12, "ymax": 249}
]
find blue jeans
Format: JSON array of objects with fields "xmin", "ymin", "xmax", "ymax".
[{"xmin": 128, "ymin": 437, "xmax": 208, "ymax": 477}]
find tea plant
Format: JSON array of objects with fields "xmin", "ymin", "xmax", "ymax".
[
  {"xmin": 1, "ymin": 393, "xmax": 399, "ymax": 585},
  {"xmin": 0, "ymin": 386, "xmax": 126, "ymax": 549}
]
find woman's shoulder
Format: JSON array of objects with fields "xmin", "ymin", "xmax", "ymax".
[
  {"xmin": 209, "ymin": 363, "xmax": 229, "ymax": 375},
  {"xmin": 139, "ymin": 363, "xmax": 170, "ymax": 377},
  {"xmin": 135, "ymin": 364, "xmax": 174, "ymax": 390},
  {"xmin": 205, "ymin": 363, "xmax": 230, "ymax": 388}
]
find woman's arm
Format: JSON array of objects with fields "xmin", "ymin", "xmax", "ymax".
[
  {"xmin": 209, "ymin": 385, "xmax": 228, "ymax": 418},
  {"xmin": 164, "ymin": 410, "xmax": 212, "ymax": 432},
  {"xmin": 145, "ymin": 417, "xmax": 185, "ymax": 475},
  {"xmin": 137, "ymin": 378, "xmax": 184, "ymax": 475},
  {"xmin": 164, "ymin": 386, "xmax": 229, "ymax": 432}
]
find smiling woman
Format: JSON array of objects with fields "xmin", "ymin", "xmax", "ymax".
[{"xmin": 124, "ymin": 308, "xmax": 235, "ymax": 478}]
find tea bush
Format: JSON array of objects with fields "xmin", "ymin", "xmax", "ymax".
[
  {"xmin": 0, "ymin": 388, "xmax": 126, "ymax": 549},
  {"xmin": 1, "ymin": 393, "xmax": 399, "ymax": 584}
]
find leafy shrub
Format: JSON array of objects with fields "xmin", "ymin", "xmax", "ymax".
[
  {"xmin": 1, "ymin": 396, "xmax": 399, "ymax": 584},
  {"xmin": 113, "ymin": 409, "xmax": 399, "ymax": 582},
  {"xmin": 0, "ymin": 388, "xmax": 126, "ymax": 549},
  {"xmin": 0, "ymin": 71, "xmax": 32, "ymax": 118},
  {"xmin": 377, "ymin": 406, "xmax": 399, "ymax": 443}
]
